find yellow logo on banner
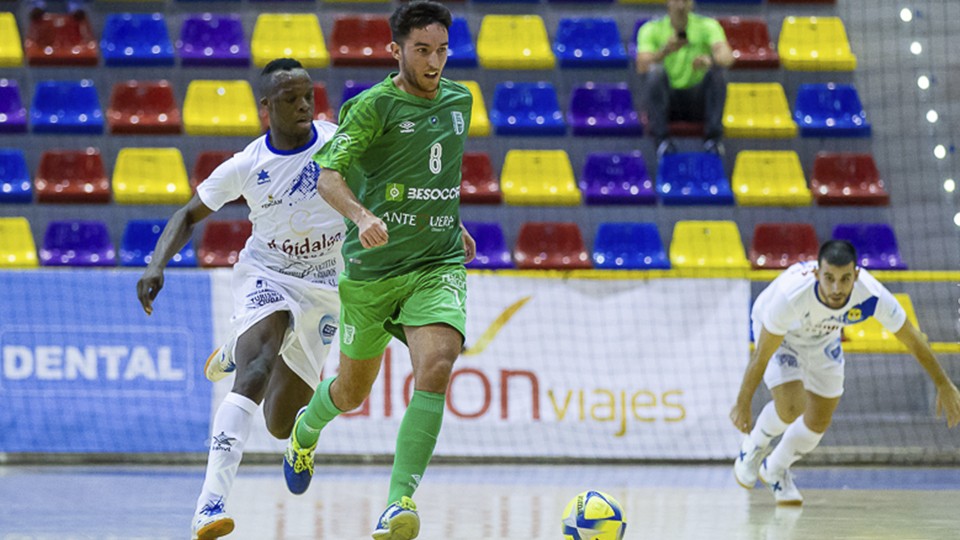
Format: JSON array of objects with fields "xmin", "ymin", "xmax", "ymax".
[{"xmin": 462, "ymin": 296, "xmax": 532, "ymax": 356}]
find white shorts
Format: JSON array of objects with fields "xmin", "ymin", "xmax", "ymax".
[
  {"xmin": 752, "ymin": 319, "xmax": 845, "ymax": 399},
  {"xmin": 227, "ymin": 261, "xmax": 339, "ymax": 390}
]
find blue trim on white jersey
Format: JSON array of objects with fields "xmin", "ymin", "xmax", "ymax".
[{"xmin": 265, "ymin": 123, "xmax": 319, "ymax": 156}]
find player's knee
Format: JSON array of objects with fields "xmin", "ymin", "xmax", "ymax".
[
  {"xmin": 776, "ymin": 402, "xmax": 804, "ymax": 423},
  {"xmin": 231, "ymin": 354, "xmax": 273, "ymax": 398},
  {"xmin": 416, "ymin": 356, "xmax": 457, "ymax": 393}
]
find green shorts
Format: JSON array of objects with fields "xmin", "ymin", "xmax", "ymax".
[{"xmin": 338, "ymin": 263, "xmax": 467, "ymax": 360}]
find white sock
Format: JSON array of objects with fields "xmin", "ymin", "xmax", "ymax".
[
  {"xmin": 749, "ymin": 401, "xmax": 790, "ymax": 449},
  {"xmin": 765, "ymin": 415, "xmax": 824, "ymax": 473},
  {"xmin": 195, "ymin": 392, "xmax": 258, "ymax": 516}
]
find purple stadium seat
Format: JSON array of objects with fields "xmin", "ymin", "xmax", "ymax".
[
  {"xmin": 568, "ymin": 83, "xmax": 642, "ymax": 136},
  {"xmin": 463, "ymin": 221, "xmax": 513, "ymax": 269},
  {"xmin": 178, "ymin": 14, "xmax": 250, "ymax": 67},
  {"xmin": 580, "ymin": 151, "xmax": 655, "ymax": 205},
  {"xmin": 628, "ymin": 18, "xmax": 650, "ymax": 57},
  {"xmin": 342, "ymin": 80, "xmax": 376, "ymax": 106},
  {"xmin": 0, "ymin": 79, "xmax": 27, "ymax": 133},
  {"xmin": 832, "ymin": 223, "xmax": 907, "ymax": 270},
  {"xmin": 40, "ymin": 220, "xmax": 116, "ymax": 267}
]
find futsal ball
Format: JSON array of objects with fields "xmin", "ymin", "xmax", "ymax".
[{"xmin": 561, "ymin": 490, "xmax": 627, "ymax": 540}]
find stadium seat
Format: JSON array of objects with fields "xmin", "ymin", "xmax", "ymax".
[
  {"xmin": 0, "ymin": 13, "xmax": 23, "ymax": 67},
  {"xmin": 568, "ymin": 83, "xmax": 642, "ymax": 136},
  {"xmin": 749, "ymin": 223, "xmax": 818, "ymax": 269},
  {"xmin": 463, "ymin": 221, "xmax": 513, "ymax": 269},
  {"xmin": 25, "ymin": 13, "xmax": 98, "ymax": 66},
  {"xmin": 342, "ymin": 80, "xmax": 376, "ymax": 105},
  {"xmin": 0, "ymin": 149, "xmax": 31, "ymax": 203},
  {"xmin": 717, "ymin": 17, "xmax": 779, "ymax": 69},
  {"xmin": 732, "ymin": 151, "xmax": 812, "ymax": 206},
  {"xmin": 795, "ymin": 83, "xmax": 871, "ymax": 138},
  {"xmin": 843, "ymin": 293, "xmax": 919, "ymax": 348},
  {"xmin": 30, "ymin": 80, "xmax": 104, "ymax": 134},
  {"xmin": 101, "ymin": 13, "xmax": 174, "ymax": 66},
  {"xmin": 252, "ymin": 14, "xmax": 330, "ymax": 68},
  {"xmin": 554, "ymin": 18, "xmax": 629, "ymax": 69},
  {"xmin": 199, "ymin": 220, "xmax": 252, "ymax": 267},
  {"xmin": 120, "ymin": 219, "xmax": 196, "ymax": 267},
  {"xmin": 0, "ymin": 217, "xmax": 39, "ymax": 268},
  {"xmin": 461, "ymin": 152, "xmax": 501, "ymax": 204},
  {"xmin": 580, "ymin": 151, "xmax": 655, "ymax": 205},
  {"xmin": 779, "ymin": 16, "xmax": 856, "ymax": 71},
  {"xmin": 769, "ymin": 0, "xmax": 835, "ymax": 3},
  {"xmin": 832, "ymin": 223, "xmax": 907, "ymax": 270},
  {"xmin": 0, "ymin": 79, "xmax": 27, "ymax": 133},
  {"xmin": 192, "ymin": 150, "xmax": 233, "ymax": 190},
  {"xmin": 627, "ymin": 18, "xmax": 650, "ymax": 57},
  {"xmin": 477, "ymin": 15, "xmax": 555, "ymax": 70},
  {"xmin": 491, "ymin": 82, "xmax": 565, "ymax": 136},
  {"xmin": 183, "ymin": 80, "xmax": 260, "ymax": 136},
  {"xmin": 697, "ymin": 0, "xmax": 761, "ymax": 4},
  {"xmin": 593, "ymin": 222, "xmax": 669, "ymax": 269},
  {"xmin": 447, "ymin": 17, "xmax": 478, "ymax": 68},
  {"xmin": 35, "ymin": 148, "xmax": 110, "ymax": 204},
  {"xmin": 723, "ymin": 83, "xmax": 797, "ymax": 138},
  {"xmin": 657, "ymin": 152, "xmax": 734, "ymax": 205},
  {"xmin": 113, "ymin": 147, "xmax": 191, "ymax": 205},
  {"xmin": 329, "ymin": 15, "xmax": 393, "ymax": 67},
  {"xmin": 40, "ymin": 220, "xmax": 116, "ymax": 267},
  {"xmin": 312, "ymin": 83, "xmax": 335, "ymax": 123},
  {"xmin": 811, "ymin": 152, "xmax": 889, "ymax": 206},
  {"xmin": 179, "ymin": 14, "xmax": 250, "ymax": 67},
  {"xmin": 107, "ymin": 80, "xmax": 182, "ymax": 135},
  {"xmin": 514, "ymin": 222, "xmax": 592, "ymax": 270},
  {"xmin": 670, "ymin": 221, "xmax": 750, "ymax": 269},
  {"xmin": 456, "ymin": 81, "xmax": 491, "ymax": 137},
  {"xmin": 501, "ymin": 150, "xmax": 581, "ymax": 206}
]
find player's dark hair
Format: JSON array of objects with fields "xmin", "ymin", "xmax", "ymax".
[
  {"xmin": 258, "ymin": 58, "xmax": 306, "ymax": 98},
  {"xmin": 818, "ymin": 240, "xmax": 858, "ymax": 268},
  {"xmin": 390, "ymin": 1, "xmax": 452, "ymax": 44}
]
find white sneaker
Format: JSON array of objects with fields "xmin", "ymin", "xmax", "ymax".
[
  {"xmin": 734, "ymin": 436, "xmax": 770, "ymax": 489},
  {"xmin": 192, "ymin": 498, "xmax": 235, "ymax": 539},
  {"xmin": 759, "ymin": 460, "xmax": 803, "ymax": 506},
  {"xmin": 372, "ymin": 496, "xmax": 420, "ymax": 540},
  {"xmin": 204, "ymin": 343, "xmax": 236, "ymax": 382}
]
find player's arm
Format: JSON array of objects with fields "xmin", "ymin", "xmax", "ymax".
[
  {"xmin": 709, "ymin": 40, "xmax": 734, "ymax": 68},
  {"xmin": 730, "ymin": 326, "xmax": 785, "ymax": 433},
  {"xmin": 894, "ymin": 320, "xmax": 960, "ymax": 427},
  {"xmin": 136, "ymin": 195, "xmax": 214, "ymax": 315},
  {"xmin": 316, "ymin": 168, "xmax": 387, "ymax": 249},
  {"xmin": 459, "ymin": 221, "xmax": 475, "ymax": 264}
]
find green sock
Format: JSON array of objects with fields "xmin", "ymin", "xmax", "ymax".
[
  {"xmin": 387, "ymin": 390, "xmax": 445, "ymax": 505},
  {"xmin": 295, "ymin": 376, "xmax": 342, "ymax": 448}
]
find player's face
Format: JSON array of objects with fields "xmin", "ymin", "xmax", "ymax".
[
  {"xmin": 816, "ymin": 261, "xmax": 859, "ymax": 309},
  {"xmin": 262, "ymin": 69, "xmax": 315, "ymax": 140},
  {"xmin": 392, "ymin": 23, "xmax": 449, "ymax": 99}
]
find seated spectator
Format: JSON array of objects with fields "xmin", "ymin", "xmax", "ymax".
[
  {"xmin": 29, "ymin": 0, "xmax": 89, "ymax": 21},
  {"xmin": 636, "ymin": 0, "xmax": 733, "ymax": 157}
]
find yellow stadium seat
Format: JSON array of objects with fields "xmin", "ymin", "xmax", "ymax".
[
  {"xmin": 251, "ymin": 14, "xmax": 330, "ymax": 68},
  {"xmin": 112, "ymin": 148, "xmax": 191, "ymax": 205},
  {"xmin": 0, "ymin": 217, "xmax": 38, "ymax": 268},
  {"xmin": 501, "ymin": 150, "xmax": 581, "ymax": 206},
  {"xmin": 843, "ymin": 293, "xmax": 920, "ymax": 352},
  {"xmin": 477, "ymin": 15, "xmax": 555, "ymax": 70},
  {"xmin": 0, "ymin": 13, "xmax": 24, "ymax": 67},
  {"xmin": 779, "ymin": 16, "xmax": 857, "ymax": 72},
  {"xmin": 456, "ymin": 81, "xmax": 490, "ymax": 137},
  {"xmin": 670, "ymin": 220, "xmax": 749, "ymax": 269},
  {"xmin": 732, "ymin": 151, "xmax": 812, "ymax": 206},
  {"xmin": 723, "ymin": 83, "xmax": 797, "ymax": 139},
  {"xmin": 183, "ymin": 80, "xmax": 261, "ymax": 136}
]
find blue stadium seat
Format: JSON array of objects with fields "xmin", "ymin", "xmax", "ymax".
[
  {"xmin": 447, "ymin": 17, "xmax": 477, "ymax": 68},
  {"xmin": 554, "ymin": 18, "xmax": 628, "ymax": 69},
  {"xmin": 581, "ymin": 151, "xmax": 655, "ymax": 205},
  {"xmin": 795, "ymin": 83, "xmax": 871, "ymax": 138},
  {"xmin": 0, "ymin": 79, "xmax": 27, "ymax": 133},
  {"xmin": 101, "ymin": 13, "xmax": 175, "ymax": 67},
  {"xmin": 832, "ymin": 223, "xmax": 907, "ymax": 270},
  {"xmin": 657, "ymin": 152, "xmax": 734, "ymax": 205},
  {"xmin": 31, "ymin": 80, "xmax": 103, "ymax": 134},
  {"xmin": 120, "ymin": 219, "xmax": 197, "ymax": 267},
  {"xmin": 593, "ymin": 222, "xmax": 670, "ymax": 269},
  {"xmin": 568, "ymin": 83, "xmax": 642, "ymax": 136},
  {"xmin": 40, "ymin": 220, "xmax": 116, "ymax": 267},
  {"xmin": 0, "ymin": 149, "xmax": 31, "ymax": 203},
  {"xmin": 463, "ymin": 221, "xmax": 513, "ymax": 269},
  {"xmin": 490, "ymin": 81, "xmax": 566, "ymax": 136}
]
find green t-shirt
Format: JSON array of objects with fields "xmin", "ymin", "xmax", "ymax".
[
  {"xmin": 313, "ymin": 74, "xmax": 473, "ymax": 281},
  {"xmin": 637, "ymin": 14, "xmax": 727, "ymax": 90}
]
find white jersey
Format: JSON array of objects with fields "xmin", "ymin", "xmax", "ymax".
[
  {"xmin": 197, "ymin": 121, "xmax": 346, "ymax": 289},
  {"xmin": 753, "ymin": 261, "xmax": 907, "ymax": 349}
]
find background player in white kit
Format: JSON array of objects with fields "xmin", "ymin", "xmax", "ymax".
[
  {"xmin": 730, "ymin": 240, "xmax": 960, "ymax": 505},
  {"xmin": 136, "ymin": 59, "xmax": 345, "ymax": 539}
]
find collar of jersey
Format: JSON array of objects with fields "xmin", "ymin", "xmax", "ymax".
[{"xmin": 265, "ymin": 123, "xmax": 318, "ymax": 156}]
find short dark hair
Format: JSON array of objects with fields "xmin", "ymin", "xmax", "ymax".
[
  {"xmin": 259, "ymin": 58, "xmax": 305, "ymax": 98},
  {"xmin": 390, "ymin": 1, "xmax": 452, "ymax": 44},
  {"xmin": 818, "ymin": 240, "xmax": 857, "ymax": 268}
]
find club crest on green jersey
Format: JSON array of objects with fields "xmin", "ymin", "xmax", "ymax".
[{"xmin": 451, "ymin": 111, "xmax": 465, "ymax": 135}]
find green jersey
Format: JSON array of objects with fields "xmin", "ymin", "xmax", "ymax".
[
  {"xmin": 314, "ymin": 74, "xmax": 473, "ymax": 281},
  {"xmin": 638, "ymin": 14, "xmax": 727, "ymax": 90}
]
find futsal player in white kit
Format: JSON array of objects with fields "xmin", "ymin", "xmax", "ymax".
[
  {"xmin": 730, "ymin": 240, "xmax": 960, "ymax": 505},
  {"xmin": 136, "ymin": 59, "xmax": 345, "ymax": 539}
]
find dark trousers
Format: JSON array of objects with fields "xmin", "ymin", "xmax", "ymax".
[{"xmin": 645, "ymin": 66, "xmax": 726, "ymax": 141}]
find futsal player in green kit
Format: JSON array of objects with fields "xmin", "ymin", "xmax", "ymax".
[{"xmin": 281, "ymin": 2, "xmax": 475, "ymax": 539}]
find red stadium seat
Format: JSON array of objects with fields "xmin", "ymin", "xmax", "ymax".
[
  {"xmin": 25, "ymin": 13, "xmax": 98, "ymax": 66},
  {"xmin": 35, "ymin": 148, "xmax": 110, "ymax": 203},
  {"xmin": 107, "ymin": 80, "xmax": 182, "ymax": 135},
  {"xmin": 192, "ymin": 150, "xmax": 244, "ymax": 205},
  {"xmin": 749, "ymin": 223, "xmax": 818, "ymax": 269},
  {"xmin": 199, "ymin": 220, "xmax": 251, "ymax": 267},
  {"xmin": 460, "ymin": 152, "xmax": 501, "ymax": 204},
  {"xmin": 330, "ymin": 15, "xmax": 394, "ymax": 67},
  {"xmin": 668, "ymin": 121, "xmax": 704, "ymax": 137},
  {"xmin": 811, "ymin": 152, "xmax": 890, "ymax": 206},
  {"xmin": 514, "ymin": 222, "xmax": 592, "ymax": 270},
  {"xmin": 718, "ymin": 17, "xmax": 780, "ymax": 69}
]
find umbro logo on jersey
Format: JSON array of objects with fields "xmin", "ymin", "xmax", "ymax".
[{"xmin": 399, "ymin": 121, "xmax": 416, "ymax": 134}]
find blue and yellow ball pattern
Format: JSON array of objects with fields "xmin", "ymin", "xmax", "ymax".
[{"xmin": 561, "ymin": 490, "xmax": 627, "ymax": 540}]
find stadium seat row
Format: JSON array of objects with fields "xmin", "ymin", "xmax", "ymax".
[
  {"xmin": 0, "ymin": 12, "xmax": 854, "ymax": 72},
  {"xmin": 0, "ymin": 216, "xmax": 904, "ymax": 271}
]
